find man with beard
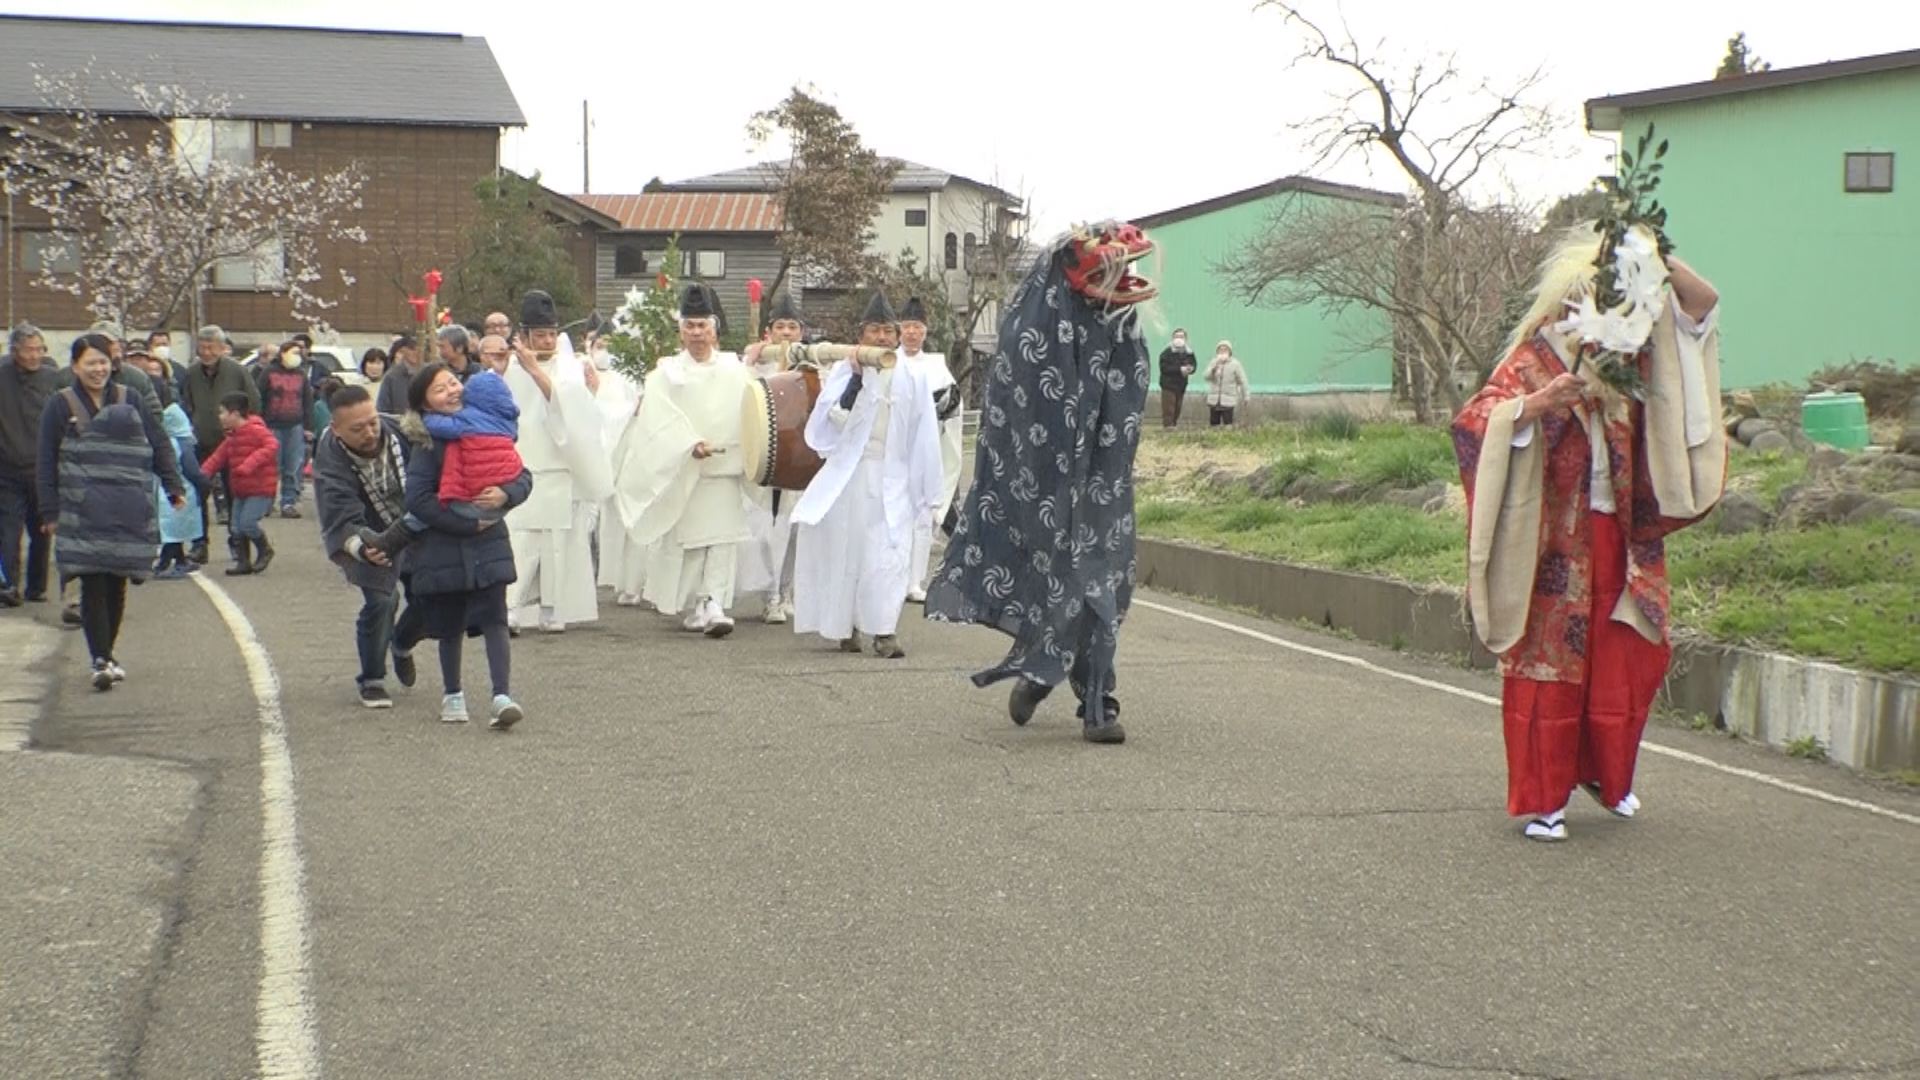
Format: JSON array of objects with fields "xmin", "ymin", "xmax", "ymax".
[{"xmin": 314, "ymin": 384, "xmax": 424, "ymax": 708}]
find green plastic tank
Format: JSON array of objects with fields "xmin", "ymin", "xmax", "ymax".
[{"xmin": 1801, "ymin": 391, "xmax": 1870, "ymax": 451}]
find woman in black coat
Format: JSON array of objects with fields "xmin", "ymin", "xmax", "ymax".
[{"xmin": 402, "ymin": 363, "xmax": 532, "ymax": 730}]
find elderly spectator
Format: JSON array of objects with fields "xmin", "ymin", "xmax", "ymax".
[
  {"xmin": 0, "ymin": 323, "xmax": 58, "ymax": 605},
  {"xmin": 1204, "ymin": 340, "xmax": 1251, "ymax": 427},
  {"xmin": 477, "ymin": 335, "xmax": 511, "ymax": 375},
  {"xmin": 436, "ymin": 324, "xmax": 478, "ymax": 381},
  {"xmin": 1158, "ymin": 329, "xmax": 1197, "ymax": 428},
  {"xmin": 182, "ymin": 324, "xmax": 260, "ymax": 533},
  {"xmin": 482, "ymin": 311, "xmax": 512, "ymax": 340}
]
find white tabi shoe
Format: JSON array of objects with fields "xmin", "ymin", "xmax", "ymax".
[
  {"xmin": 762, "ymin": 596, "xmax": 789, "ymax": 625},
  {"xmin": 537, "ymin": 606, "xmax": 566, "ymax": 634},
  {"xmin": 615, "ymin": 591, "xmax": 642, "ymax": 607},
  {"xmin": 1584, "ymin": 784, "xmax": 1641, "ymax": 818},
  {"xmin": 1523, "ymin": 810, "xmax": 1569, "ymax": 842},
  {"xmin": 906, "ymin": 586, "xmax": 927, "ymax": 604}
]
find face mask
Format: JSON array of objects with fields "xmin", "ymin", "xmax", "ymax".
[
  {"xmin": 281, "ymin": 353, "xmax": 301, "ymax": 369},
  {"xmin": 591, "ymin": 349, "xmax": 612, "ymax": 370},
  {"xmin": 151, "ymin": 345, "xmax": 171, "ymax": 362}
]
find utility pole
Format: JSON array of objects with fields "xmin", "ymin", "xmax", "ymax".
[{"xmin": 581, "ymin": 100, "xmax": 590, "ymax": 194}]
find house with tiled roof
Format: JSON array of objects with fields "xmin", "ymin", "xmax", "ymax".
[
  {"xmin": 648, "ymin": 158, "xmax": 1026, "ymax": 352},
  {"xmin": 0, "ymin": 14, "xmax": 552, "ymax": 350},
  {"xmin": 571, "ymin": 192, "xmax": 786, "ymax": 339}
]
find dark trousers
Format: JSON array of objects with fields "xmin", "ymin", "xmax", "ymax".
[
  {"xmin": 78, "ymin": 573, "xmax": 128, "ymax": 661},
  {"xmin": 356, "ymin": 585, "xmax": 400, "ymax": 687},
  {"xmin": 0, "ymin": 467, "xmax": 50, "ymax": 597},
  {"xmin": 1161, "ymin": 386, "xmax": 1187, "ymax": 428},
  {"xmin": 392, "ymin": 573, "xmax": 427, "ymax": 655},
  {"xmin": 1209, "ymin": 406, "xmax": 1235, "ymax": 427}
]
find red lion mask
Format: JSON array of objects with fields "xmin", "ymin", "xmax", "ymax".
[{"xmin": 1063, "ymin": 222, "xmax": 1157, "ymax": 307}]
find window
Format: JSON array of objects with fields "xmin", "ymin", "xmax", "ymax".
[
  {"xmin": 211, "ymin": 236, "xmax": 287, "ymax": 290},
  {"xmin": 255, "ymin": 121, "xmax": 293, "ymax": 149},
  {"xmin": 686, "ymin": 250, "xmax": 725, "ymax": 279},
  {"xmin": 171, "ymin": 118, "xmax": 256, "ymax": 171},
  {"xmin": 905, "ymin": 208, "xmax": 928, "ymax": 227},
  {"xmin": 19, "ymin": 231, "xmax": 79, "ymax": 275},
  {"xmin": 1845, "ymin": 152, "xmax": 1894, "ymax": 193},
  {"xmin": 943, "ymin": 232, "xmax": 958, "ymax": 271},
  {"xmin": 963, "ymin": 232, "xmax": 978, "ymax": 273},
  {"xmin": 614, "ymin": 242, "xmax": 647, "ymax": 277}
]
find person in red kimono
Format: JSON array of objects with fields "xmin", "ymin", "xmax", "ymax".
[{"xmin": 1452, "ymin": 225, "xmax": 1726, "ymax": 842}]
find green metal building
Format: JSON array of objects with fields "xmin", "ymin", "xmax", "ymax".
[
  {"xmin": 1587, "ymin": 49, "xmax": 1920, "ymax": 388},
  {"xmin": 1134, "ymin": 177, "xmax": 1401, "ymax": 396}
]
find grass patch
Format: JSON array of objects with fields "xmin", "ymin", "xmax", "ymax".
[
  {"xmin": 1785, "ymin": 736, "xmax": 1829, "ymax": 762},
  {"xmin": 1306, "ymin": 409, "xmax": 1364, "ymax": 441},
  {"xmin": 1136, "ymin": 420, "xmax": 1920, "ymax": 674},
  {"xmin": 1138, "ymin": 496, "xmax": 1467, "ymax": 587},
  {"xmin": 1667, "ymin": 521, "xmax": 1920, "ymax": 672}
]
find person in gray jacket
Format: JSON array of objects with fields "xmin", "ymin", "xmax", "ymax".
[{"xmin": 313, "ymin": 383, "xmax": 427, "ymax": 709}]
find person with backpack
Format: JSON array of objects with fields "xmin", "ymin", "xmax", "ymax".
[
  {"xmin": 257, "ymin": 341, "xmax": 315, "ymax": 518},
  {"xmin": 37, "ymin": 334, "xmax": 185, "ymax": 690}
]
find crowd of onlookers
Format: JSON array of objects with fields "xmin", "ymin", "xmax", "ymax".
[{"xmin": 0, "ymin": 319, "xmax": 422, "ymax": 688}]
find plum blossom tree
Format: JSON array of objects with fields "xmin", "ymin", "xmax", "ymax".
[{"xmin": 1, "ymin": 66, "xmax": 366, "ymax": 331}]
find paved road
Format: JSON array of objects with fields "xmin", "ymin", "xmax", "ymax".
[{"xmin": 8, "ymin": 501, "xmax": 1919, "ymax": 1079}]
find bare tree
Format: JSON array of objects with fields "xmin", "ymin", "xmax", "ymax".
[
  {"xmin": 1228, "ymin": 3, "xmax": 1562, "ymax": 420},
  {"xmin": 1218, "ymin": 194, "xmax": 1550, "ymax": 406},
  {"xmin": 1, "ymin": 66, "xmax": 365, "ymax": 332}
]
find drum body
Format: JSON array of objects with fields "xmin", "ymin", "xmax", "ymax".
[{"xmin": 739, "ymin": 368, "xmax": 825, "ymax": 491}]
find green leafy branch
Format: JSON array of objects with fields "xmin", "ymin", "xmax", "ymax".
[
  {"xmin": 1576, "ymin": 123, "xmax": 1677, "ymax": 398},
  {"xmin": 601, "ymin": 234, "xmax": 685, "ymax": 383}
]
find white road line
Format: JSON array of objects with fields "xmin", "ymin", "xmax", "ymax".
[
  {"xmin": 1135, "ymin": 598, "xmax": 1920, "ymax": 828},
  {"xmin": 190, "ymin": 574, "xmax": 322, "ymax": 1078}
]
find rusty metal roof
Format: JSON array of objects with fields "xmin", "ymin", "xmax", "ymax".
[{"xmin": 571, "ymin": 192, "xmax": 783, "ymax": 234}]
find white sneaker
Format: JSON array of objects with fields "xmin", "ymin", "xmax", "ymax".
[
  {"xmin": 440, "ymin": 692, "xmax": 469, "ymax": 724},
  {"xmin": 763, "ymin": 597, "xmax": 789, "ymax": 625},
  {"xmin": 106, "ymin": 660, "xmax": 127, "ymax": 682},
  {"xmin": 704, "ymin": 600, "xmax": 735, "ymax": 639},
  {"xmin": 538, "ymin": 607, "xmax": 566, "ymax": 634},
  {"xmin": 906, "ymin": 586, "xmax": 928, "ymax": 604},
  {"xmin": 489, "ymin": 694, "xmax": 524, "ymax": 730},
  {"xmin": 615, "ymin": 591, "xmax": 642, "ymax": 607}
]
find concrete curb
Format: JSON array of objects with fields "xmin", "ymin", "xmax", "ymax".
[
  {"xmin": 0, "ymin": 618, "xmax": 64, "ymax": 751},
  {"xmin": 1136, "ymin": 538, "xmax": 1920, "ymax": 772}
]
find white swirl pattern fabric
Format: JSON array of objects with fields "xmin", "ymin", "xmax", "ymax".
[{"xmin": 924, "ymin": 240, "xmax": 1151, "ymax": 706}]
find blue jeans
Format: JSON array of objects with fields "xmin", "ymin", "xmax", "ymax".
[
  {"xmin": 356, "ymin": 585, "xmax": 399, "ymax": 688},
  {"xmin": 271, "ymin": 423, "xmax": 306, "ymax": 509},
  {"xmin": 230, "ymin": 496, "xmax": 270, "ymax": 540}
]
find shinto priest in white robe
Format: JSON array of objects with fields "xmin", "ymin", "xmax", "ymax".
[
  {"xmin": 899, "ymin": 346, "xmax": 964, "ymax": 593},
  {"xmin": 791, "ymin": 357, "xmax": 944, "ymax": 641},
  {"xmin": 614, "ymin": 350, "xmax": 751, "ymax": 614},
  {"xmin": 504, "ymin": 335, "xmax": 611, "ymax": 628}
]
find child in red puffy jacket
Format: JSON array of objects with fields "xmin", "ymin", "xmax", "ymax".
[
  {"xmin": 357, "ymin": 369, "xmax": 525, "ymax": 560},
  {"xmin": 198, "ymin": 393, "xmax": 281, "ymax": 575},
  {"xmin": 422, "ymin": 368, "xmax": 522, "ymax": 521}
]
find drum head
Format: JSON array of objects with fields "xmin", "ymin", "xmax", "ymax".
[{"xmin": 739, "ymin": 378, "xmax": 774, "ymax": 485}]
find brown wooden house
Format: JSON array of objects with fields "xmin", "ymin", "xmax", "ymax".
[{"xmin": 0, "ymin": 14, "xmax": 580, "ymax": 353}]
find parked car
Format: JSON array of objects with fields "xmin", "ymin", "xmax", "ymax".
[{"xmin": 307, "ymin": 345, "xmax": 356, "ymax": 376}]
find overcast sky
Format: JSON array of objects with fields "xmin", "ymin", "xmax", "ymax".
[{"xmin": 8, "ymin": 0, "xmax": 1915, "ymax": 235}]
